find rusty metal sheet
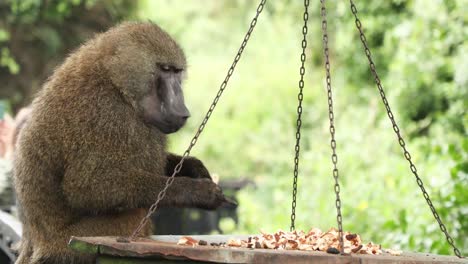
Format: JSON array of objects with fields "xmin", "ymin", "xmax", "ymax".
[{"xmin": 69, "ymin": 235, "xmax": 467, "ymax": 264}]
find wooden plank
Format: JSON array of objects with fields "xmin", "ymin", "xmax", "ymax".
[
  {"xmin": 152, "ymin": 235, "xmax": 251, "ymax": 244},
  {"xmin": 68, "ymin": 237, "xmax": 99, "ymax": 254},
  {"xmin": 69, "ymin": 235, "xmax": 467, "ymax": 264},
  {"xmin": 97, "ymin": 255, "xmax": 204, "ymax": 264}
]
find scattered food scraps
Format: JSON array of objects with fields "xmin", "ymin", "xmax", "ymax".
[
  {"xmin": 176, "ymin": 228, "xmax": 402, "ymax": 256},
  {"xmin": 177, "ymin": 236, "xmax": 198, "ymax": 247}
]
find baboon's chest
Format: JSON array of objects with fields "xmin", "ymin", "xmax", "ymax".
[{"xmin": 126, "ymin": 135, "xmax": 167, "ymax": 174}]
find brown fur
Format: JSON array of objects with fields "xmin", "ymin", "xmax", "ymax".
[{"xmin": 13, "ymin": 22, "xmax": 225, "ymax": 264}]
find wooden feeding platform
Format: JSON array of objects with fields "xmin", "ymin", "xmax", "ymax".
[{"xmin": 69, "ymin": 235, "xmax": 467, "ymax": 264}]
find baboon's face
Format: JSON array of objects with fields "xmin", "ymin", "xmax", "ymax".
[
  {"xmin": 104, "ymin": 23, "xmax": 190, "ymax": 134},
  {"xmin": 141, "ymin": 64, "xmax": 190, "ymax": 134}
]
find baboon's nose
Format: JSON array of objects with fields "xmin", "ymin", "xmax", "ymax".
[
  {"xmin": 177, "ymin": 107, "xmax": 190, "ymax": 120},
  {"xmin": 181, "ymin": 113, "xmax": 190, "ymax": 120}
]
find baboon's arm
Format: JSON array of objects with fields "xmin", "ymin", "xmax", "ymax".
[
  {"xmin": 165, "ymin": 153, "xmax": 212, "ymax": 179},
  {"xmin": 62, "ymin": 161, "xmax": 224, "ymax": 212}
]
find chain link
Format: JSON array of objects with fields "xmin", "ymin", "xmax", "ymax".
[
  {"xmin": 320, "ymin": 0, "xmax": 345, "ymax": 254},
  {"xmin": 128, "ymin": 0, "xmax": 267, "ymax": 241},
  {"xmin": 290, "ymin": 0, "xmax": 309, "ymax": 232},
  {"xmin": 349, "ymin": 0, "xmax": 462, "ymax": 258}
]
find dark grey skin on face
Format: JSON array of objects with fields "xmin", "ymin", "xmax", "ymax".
[{"xmin": 141, "ymin": 64, "xmax": 190, "ymax": 134}]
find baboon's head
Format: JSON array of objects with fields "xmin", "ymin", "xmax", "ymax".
[{"xmin": 103, "ymin": 22, "xmax": 190, "ymax": 134}]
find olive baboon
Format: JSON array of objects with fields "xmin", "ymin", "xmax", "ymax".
[{"xmin": 14, "ymin": 22, "xmax": 228, "ymax": 264}]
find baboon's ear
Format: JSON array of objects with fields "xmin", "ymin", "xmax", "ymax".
[{"xmin": 105, "ymin": 42, "xmax": 154, "ymax": 102}]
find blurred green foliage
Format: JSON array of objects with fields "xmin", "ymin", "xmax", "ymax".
[
  {"xmin": 140, "ymin": 0, "xmax": 467, "ymax": 255},
  {"xmin": 0, "ymin": 0, "xmax": 137, "ymax": 111},
  {"xmin": 0, "ymin": 0, "xmax": 465, "ymax": 256}
]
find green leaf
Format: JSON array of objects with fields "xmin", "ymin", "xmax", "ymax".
[
  {"xmin": 0, "ymin": 48, "xmax": 20, "ymax": 75},
  {"xmin": 399, "ymin": 210, "xmax": 408, "ymax": 232},
  {"xmin": 0, "ymin": 29, "xmax": 10, "ymax": 42}
]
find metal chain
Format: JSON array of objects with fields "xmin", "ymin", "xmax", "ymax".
[
  {"xmin": 349, "ymin": 0, "xmax": 462, "ymax": 258},
  {"xmin": 320, "ymin": 0, "xmax": 344, "ymax": 254},
  {"xmin": 290, "ymin": 0, "xmax": 309, "ymax": 232},
  {"xmin": 128, "ymin": 0, "xmax": 267, "ymax": 241}
]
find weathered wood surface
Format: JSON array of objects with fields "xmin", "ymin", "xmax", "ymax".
[{"xmin": 69, "ymin": 235, "xmax": 467, "ymax": 264}]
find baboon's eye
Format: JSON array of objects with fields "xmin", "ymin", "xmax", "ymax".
[
  {"xmin": 160, "ymin": 64, "xmax": 171, "ymax": 72},
  {"xmin": 159, "ymin": 64, "xmax": 183, "ymax": 73}
]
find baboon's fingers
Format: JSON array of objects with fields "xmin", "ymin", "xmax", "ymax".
[
  {"xmin": 221, "ymin": 196, "xmax": 238, "ymax": 208},
  {"xmin": 185, "ymin": 157, "xmax": 212, "ymax": 179}
]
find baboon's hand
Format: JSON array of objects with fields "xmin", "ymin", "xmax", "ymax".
[
  {"xmin": 180, "ymin": 157, "xmax": 212, "ymax": 180},
  {"xmin": 193, "ymin": 179, "xmax": 228, "ymax": 210}
]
